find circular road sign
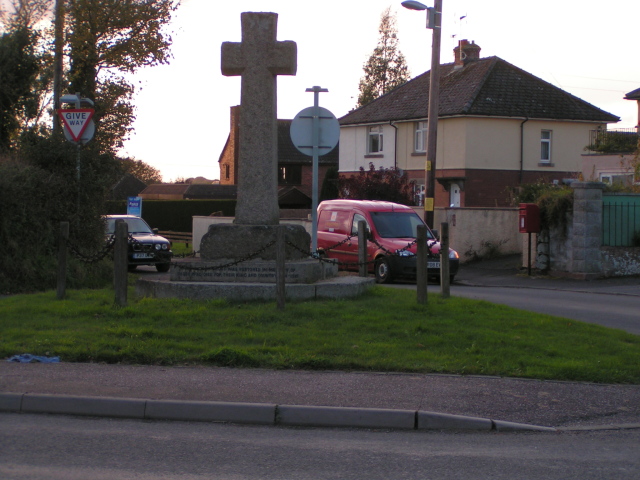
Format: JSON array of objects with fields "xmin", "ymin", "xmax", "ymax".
[{"xmin": 290, "ymin": 106, "xmax": 340, "ymax": 157}]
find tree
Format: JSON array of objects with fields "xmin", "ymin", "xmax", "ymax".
[
  {"xmin": 339, "ymin": 162, "xmax": 415, "ymax": 205},
  {"xmin": 65, "ymin": 0, "xmax": 179, "ymax": 155},
  {"xmin": 0, "ymin": 27, "xmax": 39, "ymax": 151},
  {"xmin": 0, "ymin": 0, "xmax": 52, "ymax": 152},
  {"xmin": 119, "ymin": 156, "xmax": 162, "ymax": 184},
  {"xmin": 356, "ymin": 8, "xmax": 410, "ymax": 108},
  {"xmin": 320, "ymin": 166, "xmax": 339, "ymax": 201}
]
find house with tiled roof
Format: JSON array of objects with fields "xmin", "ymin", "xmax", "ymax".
[
  {"xmin": 582, "ymin": 88, "xmax": 640, "ymax": 185},
  {"xmin": 339, "ymin": 40, "xmax": 620, "ymax": 208},
  {"xmin": 219, "ymin": 106, "xmax": 339, "ymax": 208}
]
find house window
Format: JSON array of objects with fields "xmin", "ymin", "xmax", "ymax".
[
  {"xmin": 540, "ymin": 130, "xmax": 552, "ymax": 163},
  {"xmin": 600, "ymin": 173, "xmax": 633, "ymax": 187},
  {"xmin": 415, "ymin": 121, "xmax": 427, "ymax": 152},
  {"xmin": 224, "ymin": 164, "xmax": 230, "ymax": 180},
  {"xmin": 367, "ymin": 126, "xmax": 384, "ymax": 154},
  {"xmin": 278, "ymin": 165, "xmax": 302, "ymax": 185}
]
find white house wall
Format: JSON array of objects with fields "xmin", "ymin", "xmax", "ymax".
[
  {"xmin": 341, "ymin": 117, "xmax": 605, "ymax": 175},
  {"xmin": 338, "ymin": 124, "xmax": 396, "ymax": 172}
]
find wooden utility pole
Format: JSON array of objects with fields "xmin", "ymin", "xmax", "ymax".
[
  {"xmin": 52, "ymin": 0, "xmax": 65, "ymax": 134},
  {"xmin": 424, "ymin": 0, "xmax": 442, "ymax": 228}
]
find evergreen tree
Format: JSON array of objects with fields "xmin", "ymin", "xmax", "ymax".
[{"xmin": 356, "ymin": 8, "xmax": 410, "ymax": 108}]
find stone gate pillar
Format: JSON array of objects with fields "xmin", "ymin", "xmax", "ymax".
[{"xmin": 570, "ymin": 181, "xmax": 605, "ymax": 278}]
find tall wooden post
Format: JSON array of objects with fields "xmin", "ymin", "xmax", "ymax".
[
  {"xmin": 276, "ymin": 226, "xmax": 286, "ymax": 310},
  {"xmin": 114, "ymin": 220, "xmax": 128, "ymax": 306},
  {"xmin": 358, "ymin": 220, "xmax": 367, "ymax": 278},
  {"xmin": 440, "ymin": 222, "xmax": 450, "ymax": 299},
  {"xmin": 416, "ymin": 225, "xmax": 428, "ymax": 305},
  {"xmin": 56, "ymin": 221, "xmax": 69, "ymax": 300}
]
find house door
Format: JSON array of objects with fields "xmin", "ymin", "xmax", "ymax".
[{"xmin": 450, "ymin": 183, "xmax": 461, "ymax": 207}]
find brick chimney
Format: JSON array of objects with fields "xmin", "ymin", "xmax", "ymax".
[{"xmin": 454, "ymin": 40, "xmax": 481, "ymax": 68}]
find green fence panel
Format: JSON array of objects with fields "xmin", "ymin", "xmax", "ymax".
[{"xmin": 602, "ymin": 194, "xmax": 640, "ymax": 247}]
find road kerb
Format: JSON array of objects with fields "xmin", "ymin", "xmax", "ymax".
[{"xmin": 145, "ymin": 399, "xmax": 276, "ymax": 424}]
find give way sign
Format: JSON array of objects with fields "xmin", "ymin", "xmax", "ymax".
[{"xmin": 57, "ymin": 108, "xmax": 95, "ymax": 143}]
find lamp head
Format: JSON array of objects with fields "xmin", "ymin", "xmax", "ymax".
[{"xmin": 402, "ymin": 0, "xmax": 428, "ymax": 10}]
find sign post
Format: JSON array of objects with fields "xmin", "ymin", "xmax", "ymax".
[
  {"xmin": 290, "ymin": 87, "xmax": 340, "ymax": 253},
  {"xmin": 57, "ymin": 94, "xmax": 95, "ymax": 211}
]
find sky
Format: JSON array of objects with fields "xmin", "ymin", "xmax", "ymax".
[{"xmin": 99, "ymin": 1, "xmax": 640, "ymax": 181}]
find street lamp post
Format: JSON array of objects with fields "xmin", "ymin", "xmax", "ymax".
[{"xmin": 402, "ymin": 0, "xmax": 442, "ymax": 228}]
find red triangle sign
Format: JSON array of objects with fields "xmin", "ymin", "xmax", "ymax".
[{"xmin": 57, "ymin": 108, "xmax": 94, "ymax": 142}]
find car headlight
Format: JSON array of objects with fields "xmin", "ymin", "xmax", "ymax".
[
  {"xmin": 396, "ymin": 249, "xmax": 415, "ymax": 256},
  {"xmin": 155, "ymin": 244, "xmax": 162, "ymax": 251},
  {"xmin": 162, "ymin": 244, "xmax": 169, "ymax": 250},
  {"xmin": 449, "ymin": 250, "xmax": 459, "ymax": 260}
]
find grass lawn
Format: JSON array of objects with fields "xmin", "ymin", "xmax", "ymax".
[{"xmin": 1, "ymin": 285, "xmax": 639, "ymax": 384}]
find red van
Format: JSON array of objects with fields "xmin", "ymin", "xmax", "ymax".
[{"xmin": 316, "ymin": 199, "xmax": 459, "ymax": 284}]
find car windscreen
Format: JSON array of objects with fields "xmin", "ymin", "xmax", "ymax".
[
  {"xmin": 105, "ymin": 217, "xmax": 153, "ymax": 235},
  {"xmin": 370, "ymin": 212, "xmax": 435, "ymax": 239}
]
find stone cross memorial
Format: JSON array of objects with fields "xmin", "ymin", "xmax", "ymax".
[
  {"xmin": 221, "ymin": 12, "xmax": 297, "ymax": 225},
  {"xmin": 196, "ymin": 12, "xmax": 311, "ymax": 265}
]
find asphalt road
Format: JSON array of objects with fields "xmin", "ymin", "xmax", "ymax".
[
  {"xmin": 2, "ymin": 413, "xmax": 640, "ymax": 480},
  {"xmin": 387, "ymin": 283, "xmax": 640, "ymax": 336},
  {"xmin": 448, "ymin": 285, "xmax": 640, "ymax": 335}
]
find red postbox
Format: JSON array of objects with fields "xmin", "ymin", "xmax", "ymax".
[{"xmin": 519, "ymin": 203, "xmax": 540, "ymax": 233}]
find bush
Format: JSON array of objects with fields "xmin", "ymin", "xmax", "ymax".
[
  {"xmin": 0, "ymin": 154, "xmax": 112, "ymax": 294},
  {"xmin": 339, "ymin": 162, "xmax": 415, "ymax": 205},
  {"xmin": 514, "ymin": 181, "xmax": 574, "ymax": 235}
]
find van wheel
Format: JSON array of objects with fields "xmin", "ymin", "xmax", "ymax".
[{"xmin": 375, "ymin": 257, "xmax": 393, "ymax": 284}]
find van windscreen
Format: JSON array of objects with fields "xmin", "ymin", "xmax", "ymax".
[{"xmin": 370, "ymin": 212, "xmax": 434, "ymax": 239}]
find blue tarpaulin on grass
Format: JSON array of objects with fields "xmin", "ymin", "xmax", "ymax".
[{"xmin": 6, "ymin": 354, "xmax": 60, "ymax": 363}]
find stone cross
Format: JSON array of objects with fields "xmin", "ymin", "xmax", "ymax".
[{"xmin": 221, "ymin": 12, "xmax": 297, "ymax": 225}]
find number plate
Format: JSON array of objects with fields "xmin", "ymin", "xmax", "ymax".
[
  {"xmin": 427, "ymin": 262, "xmax": 440, "ymax": 268},
  {"xmin": 133, "ymin": 253, "xmax": 153, "ymax": 259}
]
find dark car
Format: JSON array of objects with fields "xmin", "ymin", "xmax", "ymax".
[{"xmin": 105, "ymin": 215, "xmax": 172, "ymax": 272}]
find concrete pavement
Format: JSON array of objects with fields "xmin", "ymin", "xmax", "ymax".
[{"xmin": 2, "ymin": 256, "xmax": 639, "ymax": 432}]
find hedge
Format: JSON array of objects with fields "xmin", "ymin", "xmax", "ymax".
[{"xmin": 105, "ymin": 200, "xmax": 236, "ymax": 232}]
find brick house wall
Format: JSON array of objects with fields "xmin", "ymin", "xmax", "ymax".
[{"xmin": 219, "ymin": 106, "xmax": 240, "ymax": 185}]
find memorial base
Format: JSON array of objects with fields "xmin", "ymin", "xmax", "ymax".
[{"xmin": 170, "ymin": 258, "xmax": 338, "ymax": 284}]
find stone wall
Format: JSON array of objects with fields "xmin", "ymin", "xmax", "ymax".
[
  {"xmin": 540, "ymin": 182, "xmax": 640, "ymax": 278},
  {"xmin": 432, "ymin": 207, "xmax": 521, "ymax": 261}
]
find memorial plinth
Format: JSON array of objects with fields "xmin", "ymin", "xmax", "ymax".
[
  {"xmin": 133, "ymin": 12, "xmax": 374, "ymax": 302},
  {"xmin": 199, "ymin": 224, "xmax": 310, "ymax": 261}
]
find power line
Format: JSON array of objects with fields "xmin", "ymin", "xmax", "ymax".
[{"xmin": 563, "ymin": 74, "xmax": 639, "ymax": 85}]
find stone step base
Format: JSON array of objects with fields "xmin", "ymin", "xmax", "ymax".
[
  {"xmin": 170, "ymin": 259, "xmax": 338, "ymax": 284},
  {"xmin": 136, "ymin": 275, "xmax": 375, "ymax": 302}
]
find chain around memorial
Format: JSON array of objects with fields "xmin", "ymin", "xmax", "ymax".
[
  {"xmin": 68, "ymin": 235, "xmax": 116, "ymax": 264},
  {"xmin": 172, "ymin": 240, "xmax": 277, "ymax": 271}
]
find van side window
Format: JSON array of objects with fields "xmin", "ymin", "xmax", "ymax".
[
  {"xmin": 351, "ymin": 214, "xmax": 369, "ymax": 236},
  {"xmin": 318, "ymin": 210, "xmax": 350, "ymax": 235}
]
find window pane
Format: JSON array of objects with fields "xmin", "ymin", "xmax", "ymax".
[
  {"xmin": 368, "ymin": 126, "xmax": 383, "ymax": 153},
  {"xmin": 541, "ymin": 142, "xmax": 550, "ymax": 160}
]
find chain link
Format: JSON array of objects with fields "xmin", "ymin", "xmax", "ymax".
[
  {"xmin": 173, "ymin": 240, "xmax": 277, "ymax": 271},
  {"xmin": 67, "ymin": 235, "xmax": 115, "ymax": 264},
  {"xmin": 167, "ymin": 233, "xmax": 441, "ymax": 273}
]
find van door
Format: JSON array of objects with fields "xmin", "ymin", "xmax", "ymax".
[
  {"xmin": 317, "ymin": 209, "xmax": 354, "ymax": 266},
  {"xmin": 346, "ymin": 213, "xmax": 375, "ymax": 271}
]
